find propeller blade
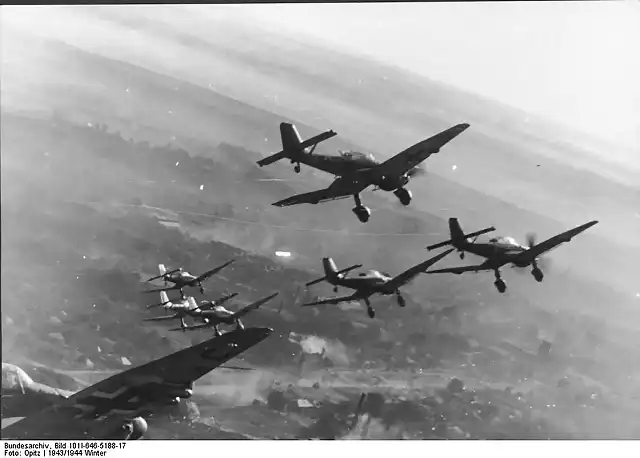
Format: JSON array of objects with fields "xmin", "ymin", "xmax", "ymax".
[{"xmin": 526, "ymin": 233, "xmax": 537, "ymax": 249}]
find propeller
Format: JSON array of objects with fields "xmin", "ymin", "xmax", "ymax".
[{"xmin": 512, "ymin": 232, "xmax": 552, "ymax": 272}]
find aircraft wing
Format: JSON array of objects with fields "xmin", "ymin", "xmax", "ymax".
[
  {"xmin": 302, "ymin": 293, "xmax": 362, "ymax": 306},
  {"xmin": 195, "ymin": 259, "xmax": 235, "ymax": 283},
  {"xmin": 510, "ymin": 220, "xmax": 598, "ymax": 266},
  {"xmin": 1, "ymin": 328, "xmax": 272, "ymax": 440},
  {"xmin": 426, "ymin": 264, "xmax": 491, "ymax": 275},
  {"xmin": 168, "ymin": 323, "xmax": 215, "ymax": 332},
  {"xmin": 385, "ymin": 249, "xmax": 454, "ymax": 290},
  {"xmin": 233, "ymin": 292, "xmax": 279, "ymax": 319},
  {"xmin": 143, "ymin": 314, "xmax": 180, "ymax": 322},
  {"xmin": 272, "ymin": 183, "xmax": 366, "ymax": 207},
  {"xmin": 141, "ymin": 285, "xmax": 181, "ymax": 294},
  {"xmin": 370, "ymin": 124, "xmax": 470, "ymax": 179}
]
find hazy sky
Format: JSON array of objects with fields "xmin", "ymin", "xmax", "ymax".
[{"xmin": 237, "ymin": 2, "xmax": 639, "ymax": 151}]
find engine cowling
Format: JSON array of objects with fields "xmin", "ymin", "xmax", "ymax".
[
  {"xmin": 377, "ymin": 174, "xmax": 409, "ymax": 192},
  {"xmin": 118, "ymin": 417, "xmax": 148, "ymax": 440}
]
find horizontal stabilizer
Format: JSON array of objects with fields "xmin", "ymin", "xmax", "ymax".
[
  {"xmin": 257, "ymin": 129, "xmax": 337, "ymax": 167},
  {"xmin": 257, "ymin": 150, "xmax": 288, "ymax": 167},
  {"xmin": 426, "ymin": 226, "xmax": 496, "ymax": 250},
  {"xmin": 297, "ymin": 130, "xmax": 337, "ymax": 151},
  {"xmin": 305, "ymin": 263, "xmax": 362, "ymax": 287}
]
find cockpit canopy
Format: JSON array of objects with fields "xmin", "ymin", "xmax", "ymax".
[
  {"xmin": 2, "ymin": 363, "xmax": 34, "ymax": 391},
  {"xmin": 489, "ymin": 236, "xmax": 522, "ymax": 247},
  {"xmin": 338, "ymin": 150, "xmax": 378, "ymax": 163},
  {"xmin": 359, "ymin": 270, "xmax": 386, "ymax": 279}
]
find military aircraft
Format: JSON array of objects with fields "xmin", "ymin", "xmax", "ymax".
[
  {"xmin": 144, "ymin": 291, "xmax": 239, "ymax": 330},
  {"xmin": 425, "ymin": 218, "xmax": 598, "ymax": 293},
  {"xmin": 258, "ymin": 122, "xmax": 470, "ymax": 223},
  {"xmin": 1, "ymin": 328, "xmax": 272, "ymax": 440},
  {"xmin": 143, "ymin": 260, "xmax": 235, "ymax": 298},
  {"xmin": 146, "ymin": 291, "xmax": 280, "ymax": 336},
  {"xmin": 303, "ymin": 249, "xmax": 454, "ymax": 318}
]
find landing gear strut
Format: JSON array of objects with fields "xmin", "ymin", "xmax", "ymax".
[
  {"xmin": 213, "ymin": 325, "xmax": 222, "ymax": 337},
  {"xmin": 364, "ymin": 298, "xmax": 375, "ymax": 319},
  {"xmin": 351, "ymin": 194, "xmax": 371, "ymax": 223},
  {"xmin": 199, "ymin": 283, "xmax": 205, "ymax": 295},
  {"xmin": 333, "ymin": 286, "xmax": 339, "ymax": 293},
  {"xmin": 459, "ymin": 251, "xmax": 465, "ymax": 260},
  {"xmin": 235, "ymin": 319, "xmax": 245, "ymax": 331},
  {"xmin": 294, "ymin": 163, "xmax": 301, "ymax": 173},
  {"xmin": 493, "ymin": 269, "xmax": 507, "ymax": 293},
  {"xmin": 393, "ymin": 187, "xmax": 412, "ymax": 206},
  {"xmin": 396, "ymin": 291, "xmax": 406, "ymax": 307}
]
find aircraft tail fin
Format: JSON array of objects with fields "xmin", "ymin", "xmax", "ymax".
[
  {"xmin": 449, "ymin": 218, "xmax": 465, "ymax": 244},
  {"xmin": 158, "ymin": 264, "xmax": 167, "ymax": 276},
  {"xmin": 280, "ymin": 122, "xmax": 303, "ymax": 151},
  {"xmin": 306, "ymin": 259, "xmax": 361, "ymax": 287},
  {"xmin": 322, "ymin": 257, "xmax": 340, "ymax": 280},
  {"xmin": 426, "ymin": 218, "xmax": 496, "ymax": 251},
  {"xmin": 257, "ymin": 123, "xmax": 337, "ymax": 167}
]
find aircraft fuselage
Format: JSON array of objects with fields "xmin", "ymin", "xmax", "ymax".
[
  {"xmin": 329, "ymin": 273, "xmax": 395, "ymax": 295},
  {"xmin": 455, "ymin": 241, "xmax": 531, "ymax": 268},
  {"xmin": 191, "ymin": 309, "xmax": 237, "ymax": 325},
  {"xmin": 295, "ymin": 152, "xmax": 419, "ymax": 192},
  {"xmin": 166, "ymin": 272, "xmax": 197, "ymax": 285},
  {"xmin": 295, "ymin": 152, "xmax": 377, "ymax": 176}
]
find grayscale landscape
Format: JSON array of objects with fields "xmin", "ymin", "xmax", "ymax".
[{"xmin": 2, "ymin": 6, "xmax": 639, "ymax": 439}]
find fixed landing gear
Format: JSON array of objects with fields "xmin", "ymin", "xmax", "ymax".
[
  {"xmin": 493, "ymin": 269, "xmax": 507, "ymax": 293},
  {"xmin": 364, "ymin": 298, "xmax": 375, "ymax": 318},
  {"xmin": 494, "ymin": 279, "xmax": 507, "ymax": 293},
  {"xmin": 396, "ymin": 291, "xmax": 406, "ymax": 307},
  {"xmin": 333, "ymin": 286, "xmax": 339, "ymax": 293},
  {"xmin": 459, "ymin": 251, "xmax": 465, "ymax": 260},
  {"xmin": 393, "ymin": 187, "xmax": 412, "ymax": 206},
  {"xmin": 352, "ymin": 194, "xmax": 371, "ymax": 223},
  {"xmin": 352, "ymin": 206, "xmax": 371, "ymax": 223},
  {"xmin": 180, "ymin": 317, "xmax": 187, "ymax": 329},
  {"xmin": 213, "ymin": 325, "xmax": 222, "ymax": 337},
  {"xmin": 235, "ymin": 319, "xmax": 245, "ymax": 331},
  {"xmin": 532, "ymin": 267, "xmax": 544, "ymax": 282},
  {"xmin": 198, "ymin": 283, "xmax": 205, "ymax": 295},
  {"xmin": 294, "ymin": 163, "xmax": 301, "ymax": 173}
]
